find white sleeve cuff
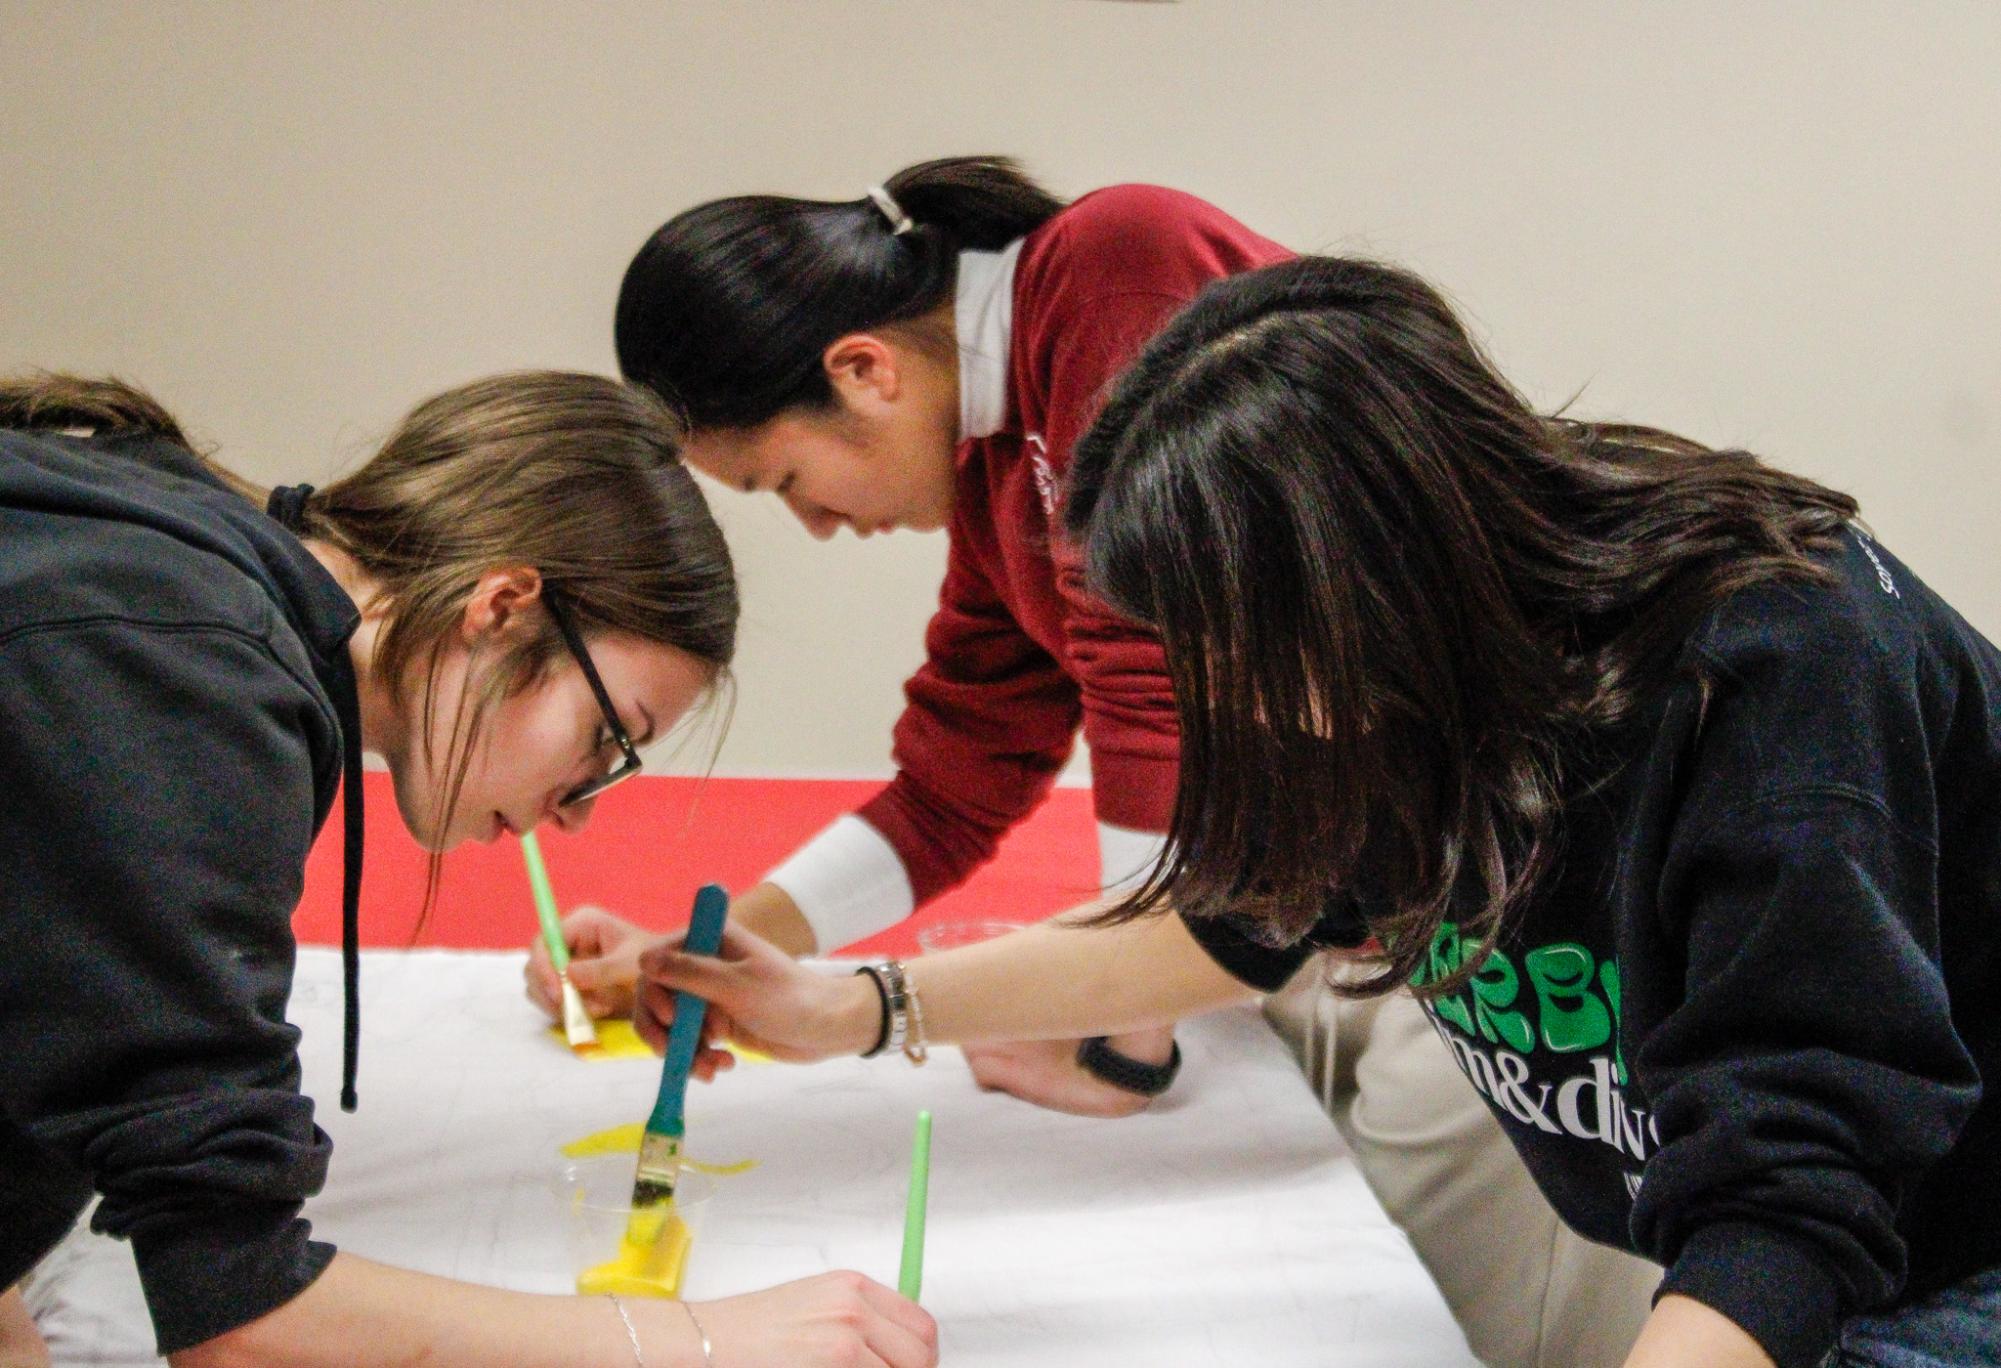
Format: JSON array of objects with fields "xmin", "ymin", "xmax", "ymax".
[
  {"xmin": 1098, "ymin": 822, "xmax": 1169, "ymax": 896},
  {"xmin": 763, "ymin": 814, "xmax": 916, "ymax": 953}
]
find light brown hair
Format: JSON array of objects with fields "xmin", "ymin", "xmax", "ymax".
[{"xmin": 3, "ymin": 370, "xmax": 739, "ymax": 906}]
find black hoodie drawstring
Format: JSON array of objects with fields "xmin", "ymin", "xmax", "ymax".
[
  {"xmin": 267, "ymin": 484, "xmax": 364, "ymax": 1111},
  {"xmin": 331, "ymin": 663, "xmax": 364, "ymax": 1112}
]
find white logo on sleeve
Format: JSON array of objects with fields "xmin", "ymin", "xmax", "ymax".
[
  {"xmin": 1027, "ymin": 434, "xmax": 1058, "ymax": 517},
  {"xmin": 1852, "ymin": 527, "xmax": 1901, "ymax": 598}
]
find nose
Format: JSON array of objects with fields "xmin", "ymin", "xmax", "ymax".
[{"xmin": 549, "ymin": 797, "xmax": 595, "ymax": 835}]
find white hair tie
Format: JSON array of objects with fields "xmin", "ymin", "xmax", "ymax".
[{"xmin": 867, "ymin": 185, "xmax": 916, "ymax": 236}]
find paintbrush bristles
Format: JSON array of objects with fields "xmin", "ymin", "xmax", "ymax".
[
  {"xmin": 626, "ymin": 1130, "xmax": 685, "ymax": 1245},
  {"xmin": 559, "ymin": 976, "xmax": 601, "ymax": 1052}
]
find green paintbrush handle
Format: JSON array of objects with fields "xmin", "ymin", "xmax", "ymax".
[
  {"xmin": 899, "ymin": 1110, "xmax": 932, "ymax": 1301},
  {"xmin": 520, "ymin": 830, "xmax": 568, "ymax": 975}
]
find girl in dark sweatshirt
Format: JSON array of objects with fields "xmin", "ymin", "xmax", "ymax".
[
  {"xmin": 0, "ymin": 374, "xmax": 934, "ymax": 1368},
  {"xmin": 635, "ymin": 257, "xmax": 2001, "ymax": 1368}
]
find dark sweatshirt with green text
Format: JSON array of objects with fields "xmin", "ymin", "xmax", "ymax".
[{"xmin": 1187, "ymin": 529, "xmax": 2001, "ymax": 1368}]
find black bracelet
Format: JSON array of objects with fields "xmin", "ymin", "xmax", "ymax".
[
  {"xmin": 1076, "ymin": 1035, "xmax": 1183, "ymax": 1098},
  {"xmin": 854, "ymin": 965, "xmax": 892, "ymax": 1058}
]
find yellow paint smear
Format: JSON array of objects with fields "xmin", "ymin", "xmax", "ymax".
[
  {"xmin": 544, "ymin": 1021, "xmax": 773, "ymax": 1065},
  {"xmin": 558, "ymin": 1123, "xmax": 757, "ymax": 1176},
  {"xmin": 546, "ymin": 1018, "xmax": 653, "ymax": 1059},
  {"xmin": 575, "ymin": 1211, "xmax": 693, "ymax": 1298}
]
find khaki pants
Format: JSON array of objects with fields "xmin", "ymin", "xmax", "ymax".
[{"xmin": 1265, "ymin": 963, "xmax": 1661, "ymax": 1368}]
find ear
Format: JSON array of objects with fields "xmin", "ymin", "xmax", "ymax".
[
  {"xmin": 459, "ymin": 565, "xmax": 545, "ymax": 644},
  {"xmin": 822, "ymin": 332, "xmax": 904, "ymax": 412}
]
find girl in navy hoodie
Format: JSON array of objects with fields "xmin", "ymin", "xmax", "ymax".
[
  {"xmin": 637, "ymin": 257, "xmax": 2001, "ymax": 1368},
  {"xmin": 0, "ymin": 374, "xmax": 934, "ymax": 1368}
]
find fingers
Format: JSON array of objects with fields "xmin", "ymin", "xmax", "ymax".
[
  {"xmin": 637, "ymin": 946, "xmax": 739, "ymax": 1006},
  {"xmin": 562, "ymin": 951, "xmax": 628, "ymax": 995},
  {"xmin": 865, "ymin": 1312, "xmax": 935, "ymax": 1368},
  {"xmin": 638, "ymin": 919, "xmax": 778, "ymax": 974},
  {"xmin": 855, "ymin": 1276, "xmax": 940, "ymax": 1356},
  {"xmin": 525, "ymin": 907, "xmax": 641, "ymax": 1021},
  {"xmin": 633, "ymin": 981, "xmax": 669, "ymax": 1053},
  {"xmin": 960, "ymin": 1041, "xmax": 1153, "ymax": 1118},
  {"xmin": 522, "ymin": 955, "xmax": 561, "ymax": 1021},
  {"xmin": 688, "ymin": 1046, "xmax": 736, "ymax": 1082},
  {"xmin": 824, "ymin": 1275, "xmax": 936, "ymax": 1368},
  {"xmin": 694, "ymin": 1273, "xmax": 936, "ymax": 1368},
  {"xmin": 562, "ymin": 905, "xmax": 633, "ymax": 956}
]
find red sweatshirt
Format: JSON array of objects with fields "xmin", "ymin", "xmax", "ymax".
[{"xmin": 854, "ymin": 185, "xmax": 1292, "ymax": 907}]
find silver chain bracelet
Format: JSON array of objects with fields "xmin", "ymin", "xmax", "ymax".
[{"xmin": 608, "ymin": 1294, "xmax": 646, "ymax": 1367}]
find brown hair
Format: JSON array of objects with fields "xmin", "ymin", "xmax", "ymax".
[
  {"xmin": 0, "ymin": 371, "xmax": 262, "ymax": 501},
  {"xmin": 3, "ymin": 370, "xmax": 739, "ymax": 905},
  {"xmin": 1064, "ymin": 256, "xmax": 1857, "ymax": 997}
]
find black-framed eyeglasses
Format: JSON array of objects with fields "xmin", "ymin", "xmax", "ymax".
[{"xmin": 544, "ymin": 586, "xmax": 643, "ymax": 807}]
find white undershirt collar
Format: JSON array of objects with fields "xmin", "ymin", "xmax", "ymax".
[{"xmin": 954, "ymin": 239, "xmax": 1024, "ymax": 441}]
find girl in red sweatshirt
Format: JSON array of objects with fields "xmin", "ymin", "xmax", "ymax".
[{"xmin": 531, "ymin": 157, "xmax": 1658, "ymax": 1364}]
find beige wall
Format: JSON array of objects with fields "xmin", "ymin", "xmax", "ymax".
[{"xmin": 4, "ymin": 1, "xmax": 1996, "ymax": 779}]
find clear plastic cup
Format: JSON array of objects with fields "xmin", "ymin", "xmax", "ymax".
[
  {"xmin": 915, "ymin": 919, "xmax": 1029, "ymax": 953},
  {"xmin": 552, "ymin": 1154, "xmax": 716, "ymax": 1298}
]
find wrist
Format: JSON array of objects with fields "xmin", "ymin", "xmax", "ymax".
[
  {"xmin": 833, "ymin": 969, "xmax": 887, "ymax": 1057},
  {"xmin": 1106, "ymin": 1026, "xmax": 1177, "ymax": 1067},
  {"xmin": 628, "ymin": 1299, "xmax": 712, "ymax": 1368}
]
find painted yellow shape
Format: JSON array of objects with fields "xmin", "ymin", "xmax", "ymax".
[
  {"xmin": 683, "ymin": 1154, "xmax": 758, "ymax": 1177},
  {"xmin": 546, "ymin": 1018, "xmax": 653, "ymax": 1059},
  {"xmin": 561, "ymin": 1122, "xmax": 647, "ymax": 1158},
  {"xmin": 546, "ymin": 1020, "xmax": 773, "ymax": 1065},
  {"xmin": 575, "ymin": 1212, "xmax": 693, "ymax": 1298},
  {"xmin": 558, "ymin": 1123, "xmax": 757, "ymax": 1176}
]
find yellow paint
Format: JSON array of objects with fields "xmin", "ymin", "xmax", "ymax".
[
  {"xmin": 558, "ymin": 1123, "xmax": 757, "ymax": 1176},
  {"xmin": 546, "ymin": 1018, "xmax": 653, "ymax": 1059},
  {"xmin": 545, "ymin": 1020, "xmax": 774, "ymax": 1065},
  {"xmin": 575, "ymin": 1212, "xmax": 693, "ymax": 1298},
  {"xmin": 561, "ymin": 1122, "xmax": 646, "ymax": 1157}
]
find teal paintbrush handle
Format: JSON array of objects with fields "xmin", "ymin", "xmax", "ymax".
[{"xmin": 648, "ymin": 884, "xmax": 730, "ymax": 1134}]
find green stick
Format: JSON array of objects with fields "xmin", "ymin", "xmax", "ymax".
[
  {"xmin": 519, "ymin": 830, "xmax": 567, "ymax": 974},
  {"xmin": 898, "ymin": 1110, "xmax": 933, "ymax": 1301},
  {"xmin": 522, "ymin": 830, "xmax": 599, "ymax": 1050}
]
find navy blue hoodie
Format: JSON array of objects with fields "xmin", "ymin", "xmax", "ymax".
[
  {"xmin": 0, "ymin": 427, "xmax": 361, "ymax": 1354},
  {"xmin": 1186, "ymin": 528, "xmax": 2001, "ymax": 1368}
]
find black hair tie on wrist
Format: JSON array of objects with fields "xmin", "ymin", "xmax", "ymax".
[
  {"xmin": 266, "ymin": 483, "xmax": 316, "ymax": 532},
  {"xmin": 854, "ymin": 965, "xmax": 893, "ymax": 1057},
  {"xmin": 1076, "ymin": 1036, "xmax": 1183, "ymax": 1098}
]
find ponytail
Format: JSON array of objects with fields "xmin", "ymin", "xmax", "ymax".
[
  {"xmin": 880, "ymin": 155, "xmax": 1066, "ymax": 251},
  {"xmin": 615, "ymin": 155, "xmax": 1065, "ymax": 430}
]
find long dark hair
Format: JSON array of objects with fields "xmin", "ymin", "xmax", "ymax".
[
  {"xmin": 1064, "ymin": 256, "xmax": 1858, "ymax": 996},
  {"xmin": 615, "ymin": 156, "xmax": 1065, "ymax": 429}
]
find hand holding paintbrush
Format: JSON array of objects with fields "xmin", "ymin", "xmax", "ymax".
[
  {"xmin": 628, "ymin": 884, "xmax": 732, "ymax": 1239},
  {"xmin": 519, "ymin": 830, "xmax": 601, "ymax": 1055},
  {"xmin": 634, "ymin": 921, "xmax": 883, "ymax": 1070}
]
